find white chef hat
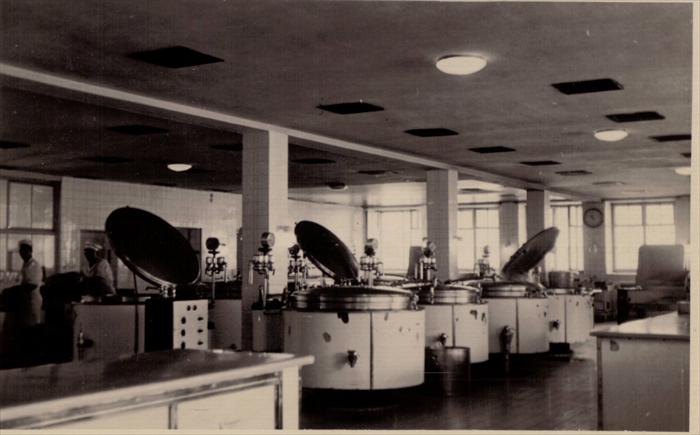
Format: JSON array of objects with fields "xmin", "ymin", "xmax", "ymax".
[
  {"xmin": 84, "ymin": 242, "xmax": 103, "ymax": 251},
  {"xmin": 18, "ymin": 239, "xmax": 33, "ymax": 248}
]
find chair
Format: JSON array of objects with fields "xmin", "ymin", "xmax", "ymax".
[{"xmin": 617, "ymin": 244, "xmax": 688, "ymax": 322}]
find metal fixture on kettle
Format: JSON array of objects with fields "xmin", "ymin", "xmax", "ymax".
[{"xmin": 249, "ymin": 232, "xmax": 275, "ymax": 309}]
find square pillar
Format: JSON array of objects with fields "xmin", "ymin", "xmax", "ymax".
[
  {"xmin": 241, "ymin": 130, "xmax": 288, "ymax": 350},
  {"xmin": 582, "ymin": 201, "xmax": 606, "ymax": 279},
  {"xmin": 526, "ymin": 189, "xmax": 550, "ymax": 276},
  {"xmin": 426, "ymin": 169, "xmax": 458, "ymax": 281}
]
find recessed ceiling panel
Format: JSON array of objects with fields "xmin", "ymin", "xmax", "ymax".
[
  {"xmin": 605, "ymin": 111, "xmax": 665, "ymax": 123},
  {"xmin": 0, "ymin": 140, "xmax": 30, "ymax": 149},
  {"xmin": 469, "ymin": 146, "xmax": 516, "ymax": 154},
  {"xmin": 650, "ymin": 134, "xmax": 691, "ymax": 142},
  {"xmin": 82, "ymin": 156, "xmax": 135, "ymax": 164},
  {"xmin": 317, "ymin": 102, "xmax": 384, "ymax": 115},
  {"xmin": 551, "ymin": 78, "xmax": 623, "ymax": 95},
  {"xmin": 520, "ymin": 160, "xmax": 561, "ymax": 166},
  {"xmin": 556, "ymin": 170, "xmax": 593, "ymax": 176},
  {"xmin": 107, "ymin": 125, "xmax": 169, "ymax": 135},
  {"xmin": 127, "ymin": 46, "xmax": 224, "ymax": 68},
  {"xmin": 405, "ymin": 128, "xmax": 458, "ymax": 137}
]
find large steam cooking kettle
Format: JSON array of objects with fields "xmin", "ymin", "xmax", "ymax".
[
  {"xmin": 289, "ymin": 220, "xmax": 415, "ymax": 311},
  {"xmin": 284, "ymin": 220, "xmax": 424, "ymax": 390}
]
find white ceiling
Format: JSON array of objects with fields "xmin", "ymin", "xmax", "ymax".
[{"xmin": 0, "ymin": 0, "xmax": 694, "ymax": 205}]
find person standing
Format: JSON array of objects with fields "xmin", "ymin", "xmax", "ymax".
[
  {"xmin": 17, "ymin": 239, "xmax": 43, "ymax": 326},
  {"xmin": 82, "ymin": 242, "xmax": 115, "ymax": 296},
  {"xmin": 0, "ymin": 239, "xmax": 43, "ymax": 368}
]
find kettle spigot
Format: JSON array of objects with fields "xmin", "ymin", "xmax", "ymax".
[{"xmin": 347, "ymin": 350, "xmax": 358, "ymax": 368}]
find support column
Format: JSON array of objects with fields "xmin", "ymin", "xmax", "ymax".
[
  {"xmin": 426, "ymin": 169, "xmax": 458, "ymax": 281},
  {"xmin": 241, "ymin": 130, "xmax": 288, "ymax": 350},
  {"xmin": 526, "ymin": 189, "xmax": 550, "ymax": 277},
  {"xmin": 582, "ymin": 201, "xmax": 606, "ymax": 279},
  {"xmin": 499, "ymin": 194, "xmax": 520, "ymax": 266}
]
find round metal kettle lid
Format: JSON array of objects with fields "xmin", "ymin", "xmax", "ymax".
[
  {"xmin": 420, "ymin": 284, "xmax": 480, "ymax": 304},
  {"xmin": 105, "ymin": 207, "xmax": 200, "ymax": 288},
  {"xmin": 481, "ymin": 281, "xmax": 542, "ymax": 298},
  {"xmin": 294, "ymin": 220, "xmax": 359, "ymax": 282},
  {"xmin": 500, "ymin": 227, "xmax": 559, "ymax": 280},
  {"xmin": 289, "ymin": 285, "xmax": 412, "ymax": 311}
]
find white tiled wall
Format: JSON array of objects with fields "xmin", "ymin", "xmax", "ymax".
[{"xmin": 59, "ymin": 177, "xmax": 365, "ymax": 284}]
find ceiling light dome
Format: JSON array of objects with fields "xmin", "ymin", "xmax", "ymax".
[
  {"xmin": 167, "ymin": 163, "xmax": 192, "ymax": 172},
  {"xmin": 594, "ymin": 129, "xmax": 628, "ymax": 142},
  {"xmin": 674, "ymin": 166, "xmax": 691, "ymax": 176},
  {"xmin": 436, "ymin": 55, "xmax": 487, "ymax": 75}
]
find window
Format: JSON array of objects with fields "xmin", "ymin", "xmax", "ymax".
[
  {"xmin": 458, "ymin": 208, "xmax": 500, "ymax": 271},
  {"xmin": 549, "ymin": 205, "xmax": 583, "ymax": 271},
  {"xmin": 611, "ymin": 202, "xmax": 675, "ymax": 272},
  {"xmin": 371, "ymin": 209, "xmax": 425, "ymax": 274},
  {"xmin": 1, "ymin": 179, "xmax": 59, "ymax": 291}
]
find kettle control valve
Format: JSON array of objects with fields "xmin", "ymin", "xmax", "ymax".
[
  {"xmin": 347, "ymin": 350, "xmax": 359, "ymax": 368},
  {"xmin": 249, "ymin": 232, "xmax": 276, "ymax": 309},
  {"xmin": 359, "ymin": 238, "xmax": 383, "ymax": 286}
]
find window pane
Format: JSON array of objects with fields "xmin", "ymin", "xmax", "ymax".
[
  {"xmin": 31, "ymin": 185, "xmax": 54, "ymax": 229},
  {"xmin": 553, "ymin": 207, "xmax": 569, "ymax": 229},
  {"xmin": 458, "ymin": 229, "xmax": 475, "ymax": 270},
  {"xmin": 646, "ymin": 225, "xmax": 676, "ymax": 245},
  {"xmin": 614, "ymin": 204, "xmax": 642, "ymax": 226},
  {"xmin": 475, "ymin": 208, "xmax": 498, "ymax": 227},
  {"xmin": 475, "ymin": 228, "xmax": 500, "ymax": 269},
  {"xmin": 614, "ymin": 226, "xmax": 644, "ymax": 271},
  {"xmin": 8, "ymin": 182, "xmax": 32, "ymax": 228},
  {"xmin": 0, "ymin": 179, "xmax": 7, "ymax": 229},
  {"xmin": 614, "ymin": 247, "xmax": 638, "ymax": 271},
  {"xmin": 646, "ymin": 204, "xmax": 674, "ymax": 225},
  {"xmin": 458, "ymin": 210, "xmax": 473, "ymax": 229},
  {"xmin": 518, "ymin": 204, "xmax": 527, "ymax": 246}
]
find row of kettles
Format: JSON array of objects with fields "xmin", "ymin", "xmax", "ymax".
[{"xmin": 104, "ymin": 207, "xmax": 593, "ymax": 392}]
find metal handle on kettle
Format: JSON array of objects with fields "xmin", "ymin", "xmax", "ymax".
[{"xmin": 437, "ymin": 332, "xmax": 448, "ymax": 347}]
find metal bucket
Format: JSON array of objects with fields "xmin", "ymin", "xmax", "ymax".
[
  {"xmin": 424, "ymin": 347, "xmax": 471, "ymax": 396},
  {"xmin": 548, "ymin": 271, "xmax": 578, "ymax": 289}
]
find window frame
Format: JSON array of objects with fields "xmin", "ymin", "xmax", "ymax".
[
  {"xmin": 610, "ymin": 201, "xmax": 675, "ymax": 273},
  {"xmin": 1, "ymin": 177, "xmax": 61, "ymax": 275},
  {"xmin": 549, "ymin": 203, "xmax": 583, "ymax": 271},
  {"xmin": 457, "ymin": 206, "xmax": 500, "ymax": 272}
]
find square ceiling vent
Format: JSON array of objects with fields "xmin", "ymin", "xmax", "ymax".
[
  {"xmin": 128, "ymin": 46, "xmax": 224, "ymax": 68},
  {"xmin": 469, "ymin": 146, "xmax": 516, "ymax": 154},
  {"xmin": 551, "ymin": 78, "xmax": 623, "ymax": 95},
  {"xmin": 605, "ymin": 111, "xmax": 665, "ymax": 123},
  {"xmin": 107, "ymin": 125, "xmax": 168, "ymax": 135},
  {"xmin": 520, "ymin": 160, "xmax": 561, "ymax": 166},
  {"xmin": 405, "ymin": 128, "xmax": 458, "ymax": 137},
  {"xmin": 1, "ymin": 140, "xmax": 30, "ymax": 149},
  {"xmin": 556, "ymin": 170, "xmax": 592, "ymax": 176},
  {"xmin": 317, "ymin": 102, "xmax": 384, "ymax": 114},
  {"xmin": 650, "ymin": 134, "xmax": 691, "ymax": 142}
]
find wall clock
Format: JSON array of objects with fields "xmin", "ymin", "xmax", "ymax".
[{"xmin": 583, "ymin": 207, "xmax": 604, "ymax": 228}]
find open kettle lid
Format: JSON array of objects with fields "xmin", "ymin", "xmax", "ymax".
[
  {"xmin": 105, "ymin": 207, "xmax": 200, "ymax": 288},
  {"xmin": 500, "ymin": 226, "xmax": 559, "ymax": 280},
  {"xmin": 294, "ymin": 220, "xmax": 359, "ymax": 282}
]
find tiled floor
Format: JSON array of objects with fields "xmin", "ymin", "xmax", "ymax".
[{"xmin": 300, "ymin": 328, "xmax": 609, "ymax": 431}]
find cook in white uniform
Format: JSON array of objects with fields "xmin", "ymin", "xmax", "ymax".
[{"xmin": 83, "ymin": 242, "xmax": 115, "ymax": 296}]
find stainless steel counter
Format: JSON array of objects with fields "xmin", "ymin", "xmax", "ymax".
[
  {"xmin": 0, "ymin": 349, "xmax": 313, "ymax": 430},
  {"xmin": 591, "ymin": 311, "xmax": 689, "ymax": 341},
  {"xmin": 592, "ymin": 311, "xmax": 690, "ymax": 431}
]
